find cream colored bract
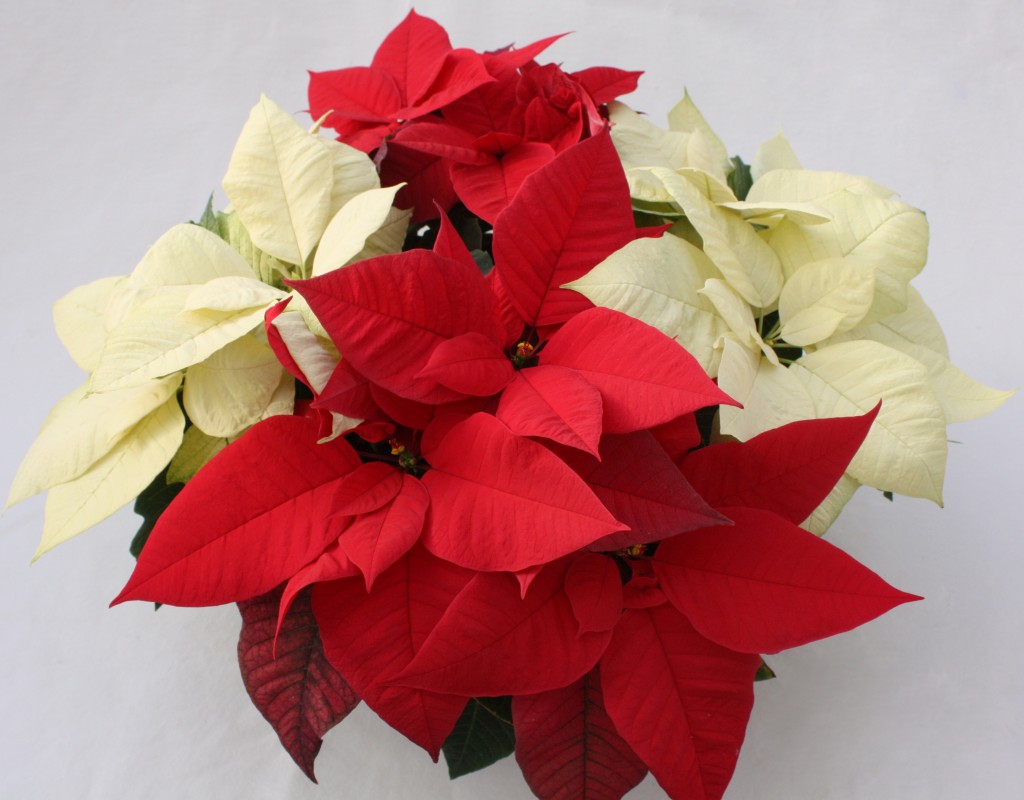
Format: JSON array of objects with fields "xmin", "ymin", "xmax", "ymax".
[
  {"xmin": 574, "ymin": 95, "xmax": 1013, "ymax": 529},
  {"xmin": 10, "ymin": 96, "xmax": 410, "ymax": 555}
]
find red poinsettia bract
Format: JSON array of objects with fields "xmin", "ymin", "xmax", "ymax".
[
  {"xmin": 309, "ymin": 10, "xmax": 641, "ymax": 221},
  {"xmin": 111, "ymin": 130, "xmax": 920, "ymax": 799}
]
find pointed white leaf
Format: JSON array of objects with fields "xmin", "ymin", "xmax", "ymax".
[
  {"xmin": 130, "ymin": 223, "xmax": 256, "ymax": 286},
  {"xmin": 827, "ymin": 284, "xmax": 949, "ymax": 357},
  {"xmin": 698, "ymin": 279, "xmax": 779, "ymax": 364},
  {"xmin": 312, "ymin": 184, "xmax": 405, "ymax": 275},
  {"xmin": 667, "ymin": 90, "xmax": 730, "ymax": 182},
  {"xmin": 899, "ymin": 344, "xmax": 1015, "ymax": 424},
  {"xmin": 751, "ymin": 133, "xmax": 802, "ymax": 181},
  {"xmin": 716, "ymin": 338, "xmax": 815, "ymax": 439},
  {"xmin": 779, "ymin": 258, "xmax": 876, "ymax": 346},
  {"xmin": 718, "ymin": 200, "xmax": 831, "ymax": 226},
  {"xmin": 34, "ymin": 396, "xmax": 184, "ymax": 559},
  {"xmin": 258, "ymin": 369, "xmax": 297, "ymax": 421},
  {"xmin": 801, "ymin": 474, "xmax": 861, "ymax": 536},
  {"xmin": 654, "ymin": 167, "xmax": 783, "ymax": 307},
  {"xmin": 183, "ymin": 335, "xmax": 285, "ymax": 437},
  {"xmin": 266, "ymin": 307, "xmax": 339, "ymax": 393},
  {"xmin": 765, "ymin": 190, "xmax": 929, "ymax": 322},
  {"xmin": 609, "ymin": 102, "xmax": 692, "ymax": 172},
  {"xmin": 53, "ymin": 276, "xmax": 124, "ymax": 372},
  {"xmin": 7, "ymin": 375, "xmax": 181, "ymax": 507},
  {"xmin": 563, "ymin": 235, "xmax": 727, "ymax": 373},
  {"xmin": 325, "ymin": 137, "xmax": 381, "ymax": 217},
  {"xmin": 676, "ymin": 167, "xmax": 737, "ymax": 204},
  {"xmin": 223, "ymin": 95, "xmax": 334, "ymax": 266},
  {"xmin": 216, "ymin": 210, "xmax": 294, "ymax": 285},
  {"xmin": 183, "ymin": 275, "xmax": 287, "ymax": 312},
  {"xmin": 747, "ymin": 169, "xmax": 896, "ymax": 204},
  {"xmin": 350, "ymin": 205, "xmax": 413, "ymax": 262},
  {"xmin": 790, "ymin": 340, "xmax": 947, "ymax": 503},
  {"xmin": 89, "ymin": 289, "xmax": 272, "ymax": 392}
]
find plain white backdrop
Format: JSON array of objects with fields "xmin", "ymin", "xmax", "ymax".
[{"xmin": 1, "ymin": 1, "xmax": 1021, "ymax": 798}]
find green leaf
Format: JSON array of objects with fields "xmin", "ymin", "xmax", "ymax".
[
  {"xmin": 755, "ymin": 660, "xmax": 776, "ymax": 681},
  {"xmin": 130, "ymin": 466, "xmax": 184, "ymax": 560},
  {"xmin": 471, "ymin": 249, "xmax": 494, "ymax": 276},
  {"xmin": 195, "ymin": 193, "xmax": 220, "ymax": 235},
  {"xmin": 442, "ymin": 696, "xmax": 515, "ymax": 779},
  {"xmin": 728, "ymin": 155, "xmax": 753, "ymax": 201}
]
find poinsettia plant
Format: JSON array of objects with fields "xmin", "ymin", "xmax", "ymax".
[{"xmin": 8, "ymin": 9, "xmax": 1012, "ymax": 800}]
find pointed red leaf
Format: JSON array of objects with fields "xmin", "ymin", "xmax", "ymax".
[
  {"xmin": 368, "ymin": 383, "xmax": 437, "ymax": 430},
  {"xmin": 416, "ymin": 331, "xmax": 515, "ymax": 396},
  {"xmin": 542, "ymin": 307, "xmax": 735, "ymax": 433},
  {"xmin": 486, "ymin": 268, "xmax": 528, "ymax": 346},
  {"xmin": 112, "ymin": 416, "xmax": 360, "ymax": 607},
  {"xmin": 432, "ymin": 208, "xmax": 479, "ymax": 269},
  {"xmin": 290, "ymin": 250, "xmax": 503, "ymax": 404},
  {"xmin": 621, "ymin": 574, "xmax": 668, "ymax": 610},
  {"xmin": 392, "ymin": 118, "xmax": 495, "ymax": 165},
  {"xmin": 313, "ymin": 359, "xmax": 381, "ymax": 420},
  {"xmin": 369, "ymin": 9, "xmax": 452, "ymax": 105},
  {"xmin": 571, "ymin": 67, "xmax": 643, "ymax": 105},
  {"xmin": 265, "ymin": 298, "xmax": 311, "ymax": 389},
  {"xmin": 380, "ymin": 140, "xmax": 458, "ymax": 222},
  {"xmin": 514, "ymin": 563, "xmax": 544, "ymax": 598},
  {"xmin": 398, "ymin": 49, "xmax": 495, "ymax": 118},
  {"xmin": 493, "ymin": 132, "xmax": 636, "ymax": 327},
  {"xmin": 307, "ymin": 66, "xmax": 400, "ymax": 124},
  {"xmin": 680, "ymin": 404, "xmax": 881, "ymax": 524},
  {"xmin": 277, "ymin": 539, "xmax": 360, "ymax": 641},
  {"xmin": 488, "ymin": 33, "xmax": 566, "ymax": 71},
  {"xmin": 331, "ymin": 461, "xmax": 403, "ymax": 516},
  {"xmin": 558, "ymin": 431, "xmax": 728, "ymax": 551},
  {"xmin": 564, "ymin": 554, "xmax": 622, "ymax": 635},
  {"xmin": 440, "ymin": 71, "xmax": 522, "ymax": 138},
  {"xmin": 451, "ymin": 141, "xmax": 557, "ymax": 222},
  {"xmin": 513, "ymin": 668, "xmax": 647, "ymax": 800},
  {"xmin": 238, "ymin": 585, "xmax": 359, "ymax": 782},
  {"xmin": 340, "ymin": 475, "xmax": 430, "ymax": 590},
  {"xmin": 395, "ymin": 562, "xmax": 613, "ymax": 696},
  {"xmin": 496, "ymin": 365, "xmax": 604, "ymax": 458},
  {"xmin": 600, "ymin": 604, "xmax": 760, "ymax": 800},
  {"xmin": 421, "ymin": 413, "xmax": 627, "ymax": 572},
  {"xmin": 313, "ymin": 548, "xmax": 472, "ymax": 759},
  {"xmin": 649, "ymin": 413, "xmax": 702, "ymax": 464},
  {"xmin": 653, "ymin": 506, "xmax": 922, "ymax": 654}
]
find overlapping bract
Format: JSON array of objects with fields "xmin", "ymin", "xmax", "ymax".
[
  {"xmin": 110, "ymin": 73, "xmax": 920, "ymax": 798},
  {"xmin": 15, "ymin": 10, "xmax": 974, "ymax": 800},
  {"xmin": 568, "ymin": 96, "xmax": 1013, "ymax": 529},
  {"xmin": 309, "ymin": 9, "xmax": 640, "ymax": 222}
]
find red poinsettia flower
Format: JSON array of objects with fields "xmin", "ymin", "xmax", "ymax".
[
  {"xmin": 111, "ymin": 128, "xmax": 920, "ymax": 799},
  {"xmin": 307, "ymin": 10, "xmax": 494, "ymax": 152},
  {"xmin": 308, "ymin": 9, "xmax": 641, "ymax": 222},
  {"xmin": 390, "ymin": 58, "xmax": 641, "ymax": 221}
]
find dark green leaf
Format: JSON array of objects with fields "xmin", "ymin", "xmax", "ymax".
[
  {"xmin": 728, "ymin": 155, "xmax": 753, "ymax": 201},
  {"xmin": 755, "ymin": 659, "xmax": 776, "ymax": 681},
  {"xmin": 470, "ymin": 249, "xmax": 494, "ymax": 276},
  {"xmin": 130, "ymin": 467, "xmax": 184, "ymax": 560},
  {"xmin": 452, "ymin": 207, "xmax": 483, "ymax": 251},
  {"xmin": 442, "ymin": 696, "xmax": 515, "ymax": 779}
]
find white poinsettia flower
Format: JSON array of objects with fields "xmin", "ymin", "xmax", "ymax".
[
  {"xmin": 12, "ymin": 95, "xmax": 412, "ymax": 555},
  {"xmin": 579, "ymin": 91, "xmax": 1013, "ymax": 531}
]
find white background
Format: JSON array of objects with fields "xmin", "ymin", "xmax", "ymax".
[{"xmin": 1, "ymin": 1, "xmax": 1021, "ymax": 798}]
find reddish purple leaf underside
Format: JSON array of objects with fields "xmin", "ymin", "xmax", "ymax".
[
  {"xmin": 514, "ymin": 668, "xmax": 647, "ymax": 800},
  {"xmin": 238, "ymin": 585, "xmax": 360, "ymax": 782}
]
